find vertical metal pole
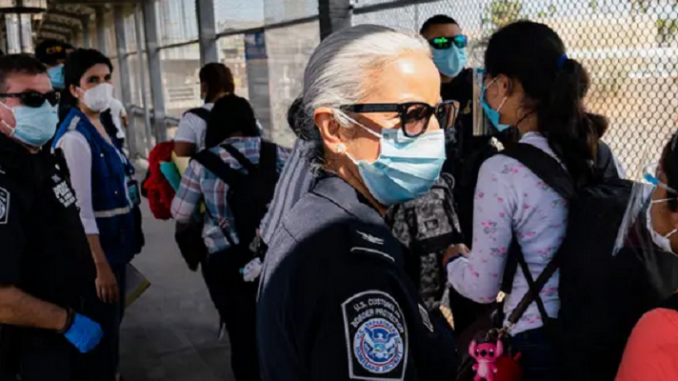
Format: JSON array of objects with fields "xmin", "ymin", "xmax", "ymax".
[
  {"xmin": 318, "ymin": 0, "xmax": 352, "ymax": 40},
  {"xmin": 5, "ymin": 14, "xmax": 20, "ymax": 54},
  {"xmin": 196, "ymin": 0, "xmax": 218, "ymax": 66},
  {"xmin": 16, "ymin": 14, "xmax": 24, "ymax": 52},
  {"xmin": 114, "ymin": 5, "xmax": 137, "ymax": 159},
  {"xmin": 134, "ymin": 3, "xmax": 154, "ymax": 150},
  {"xmin": 142, "ymin": 0, "xmax": 167, "ymax": 143},
  {"xmin": 95, "ymin": 6, "xmax": 107, "ymax": 54},
  {"xmin": 82, "ymin": 16, "xmax": 91, "ymax": 49},
  {"xmin": 19, "ymin": 14, "xmax": 33, "ymax": 53}
]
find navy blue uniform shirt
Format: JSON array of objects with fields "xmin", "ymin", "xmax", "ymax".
[{"xmin": 257, "ymin": 174, "xmax": 458, "ymax": 381}]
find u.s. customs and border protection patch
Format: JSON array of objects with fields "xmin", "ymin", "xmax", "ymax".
[{"xmin": 342, "ymin": 290, "xmax": 408, "ymax": 380}]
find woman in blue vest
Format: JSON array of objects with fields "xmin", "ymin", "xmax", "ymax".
[{"xmin": 53, "ymin": 48, "xmax": 142, "ymax": 381}]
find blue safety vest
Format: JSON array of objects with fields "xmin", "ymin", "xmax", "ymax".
[{"xmin": 54, "ymin": 108, "xmax": 139, "ymax": 265}]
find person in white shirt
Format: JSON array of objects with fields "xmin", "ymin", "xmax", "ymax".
[
  {"xmin": 107, "ymin": 97, "xmax": 128, "ymax": 148},
  {"xmin": 174, "ymin": 63, "xmax": 234, "ymax": 157},
  {"xmin": 443, "ymin": 21, "xmax": 608, "ymax": 381}
]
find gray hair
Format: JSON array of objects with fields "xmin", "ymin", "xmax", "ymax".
[{"xmin": 296, "ymin": 24, "xmax": 431, "ymax": 163}]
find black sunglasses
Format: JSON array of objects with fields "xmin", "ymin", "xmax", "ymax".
[
  {"xmin": 340, "ymin": 100, "xmax": 459, "ymax": 138},
  {"xmin": 0, "ymin": 91, "xmax": 61, "ymax": 107},
  {"xmin": 428, "ymin": 35, "xmax": 468, "ymax": 50}
]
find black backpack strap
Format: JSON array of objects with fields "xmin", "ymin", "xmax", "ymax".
[
  {"xmin": 259, "ymin": 141, "xmax": 278, "ymax": 173},
  {"xmin": 497, "ymin": 143, "xmax": 571, "ymax": 328},
  {"xmin": 193, "ymin": 150, "xmax": 244, "ymax": 185},
  {"xmin": 505, "ymin": 241, "xmax": 560, "ymax": 327},
  {"xmin": 192, "ymin": 150, "xmax": 242, "ymax": 247},
  {"xmin": 221, "ymin": 144, "xmax": 257, "ymax": 173},
  {"xmin": 499, "ymin": 143, "xmax": 576, "ymax": 294},
  {"xmin": 184, "ymin": 107, "xmax": 211, "ymax": 122},
  {"xmin": 500, "ymin": 143, "xmax": 577, "ymax": 201}
]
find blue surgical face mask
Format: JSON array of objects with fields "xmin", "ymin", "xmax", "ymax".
[
  {"xmin": 0, "ymin": 101, "xmax": 59, "ymax": 147},
  {"xmin": 47, "ymin": 64, "xmax": 65, "ymax": 89},
  {"xmin": 481, "ymin": 77, "xmax": 511, "ymax": 132},
  {"xmin": 343, "ymin": 123, "xmax": 446, "ymax": 206},
  {"xmin": 433, "ymin": 46, "xmax": 468, "ymax": 78}
]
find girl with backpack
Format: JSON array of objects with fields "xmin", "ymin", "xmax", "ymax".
[
  {"xmin": 444, "ymin": 21, "xmax": 606, "ymax": 380},
  {"xmin": 171, "ymin": 94, "xmax": 288, "ymax": 381},
  {"xmin": 616, "ymin": 132, "xmax": 678, "ymax": 381}
]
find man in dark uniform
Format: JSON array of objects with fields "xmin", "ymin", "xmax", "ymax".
[
  {"xmin": 421, "ymin": 15, "xmax": 518, "ymax": 243},
  {"xmin": 420, "ymin": 15, "xmax": 517, "ymax": 334},
  {"xmin": 0, "ymin": 54, "xmax": 105, "ymax": 381},
  {"xmin": 258, "ymin": 174, "xmax": 458, "ymax": 381}
]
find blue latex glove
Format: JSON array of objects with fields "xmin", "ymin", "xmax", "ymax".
[{"xmin": 63, "ymin": 313, "xmax": 104, "ymax": 353}]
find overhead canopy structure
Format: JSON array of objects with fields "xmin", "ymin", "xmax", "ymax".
[{"xmin": 0, "ymin": 0, "xmax": 97, "ymax": 52}]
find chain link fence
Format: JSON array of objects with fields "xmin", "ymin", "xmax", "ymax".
[
  {"xmin": 104, "ymin": 0, "xmax": 677, "ymax": 174},
  {"xmin": 353, "ymin": 0, "xmax": 678, "ymax": 179}
]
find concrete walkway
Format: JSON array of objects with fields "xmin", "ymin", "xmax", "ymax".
[{"xmin": 120, "ymin": 204, "xmax": 235, "ymax": 381}]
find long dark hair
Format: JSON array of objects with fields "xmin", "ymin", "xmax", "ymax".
[
  {"xmin": 200, "ymin": 63, "xmax": 235, "ymax": 104},
  {"xmin": 204, "ymin": 94, "xmax": 259, "ymax": 148},
  {"xmin": 485, "ymin": 21, "xmax": 607, "ymax": 187},
  {"xmin": 62, "ymin": 48, "xmax": 113, "ymax": 111},
  {"xmin": 662, "ymin": 132, "xmax": 678, "ymax": 211}
]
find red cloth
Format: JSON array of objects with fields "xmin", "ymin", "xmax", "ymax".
[
  {"xmin": 143, "ymin": 141, "xmax": 175, "ymax": 220},
  {"xmin": 496, "ymin": 354, "xmax": 523, "ymax": 381}
]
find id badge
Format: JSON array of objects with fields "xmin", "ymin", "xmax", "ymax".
[{"xmin": 127, "ymin": 178, "xmax": 141, "ymax": 206}]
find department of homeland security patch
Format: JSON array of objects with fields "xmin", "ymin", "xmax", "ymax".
[
  {"xmin": 0, "ymin": 187, "xmax": 8, "ymax": 224},
  {"xmin": 342, "ymin": 291, "xmax": 407, "ymax": 380}
]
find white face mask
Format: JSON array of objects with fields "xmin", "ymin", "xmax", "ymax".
[
  {"xmin": 646, "ymin": 198, "xmax": 678, "ymax": 255},
  {"xmin": 80, "ymin": 83, "xmax": 113, "ymax": 112}
]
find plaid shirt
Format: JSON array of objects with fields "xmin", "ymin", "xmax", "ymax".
[{"xmin": 171, "ymin": 137, "xmax": 290, "ymax": 254}]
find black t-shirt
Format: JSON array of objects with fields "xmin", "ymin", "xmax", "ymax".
[{"xmin": 0, "ymin": 134, "xmax": 96, "ymax": 308}]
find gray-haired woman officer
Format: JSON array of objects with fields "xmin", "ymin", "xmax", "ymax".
[{"xmin": 257, "ymin": 25, "xmax": 459, "ymax": 381}]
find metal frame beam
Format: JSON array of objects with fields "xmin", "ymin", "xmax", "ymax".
[
  {"xmin": 196, "ymin": 0, "xmax": 218, "ymax": 66},
  {"xmin": 41, "ymin": 19, "xmax": 76, "ymax": 31},
  {"xmin": 352, "ymin": 0, "xmax": 439, "ymax": 15},
  {"xmin": 38, "ymin": 32, "xmax": 69, "ymax": 42},
  {"xmin": 40, "ymin": 28, "xmax": 71, "ymax": 42},
  {"xmin": 113, "ymin": 4, "xmax": 138, "ymax": 158},
  {"xmin": 215, "ymin": 15, "xmax": 319, "ymax": 40},
  {"xmin": 81, "ymin": 16, "xmax": 91, "ymax": 48},
  {"xmin": 47, "ymin": 10, "xmax": 87, "ymax": 23},
  {"xmin": 319, "ymin": 0, "xmax": 352, "ymax": 40},
  {"xmin": 95, "ymin": 6, "xmax": 107, "ymax": 54},
  {"xmin": 133, "ymin": 3, "xmax": 152, "ymax": 148},
  {"xmin": 52, "ymin": 0, "xmax": 140, "ymax": 4},
  {"xmin": 39, "ymin": 24, "xmax": 73, "ymax": 34},
  {"xmin": 142, "ymin": 0, "xmax": 167, "ymax": 143}
]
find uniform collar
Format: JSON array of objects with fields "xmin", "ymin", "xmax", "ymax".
[
  {"xmin": 312, "ymin": 173, "xmax": 385, "ymax": 227},
  {"xmin": 0, "ymin": 133, "xmax": 50, "ymax": 181}
]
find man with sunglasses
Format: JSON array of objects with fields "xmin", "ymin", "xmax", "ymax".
[
  {"xmin": 0, "ymin": 55, "xmax": 105, "ymax": 381},
  {"xmin": 416, "ymin": 15, "xmax": 513, "ymax": 334}
]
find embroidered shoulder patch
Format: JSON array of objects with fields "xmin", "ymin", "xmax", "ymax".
[
  {"xmin": 342, "ymin": 290, "xmax": 408, "ymax": 380},
  {"xmin": 0, "ymin": 187, "xmax": 9, "ymax": 224}
]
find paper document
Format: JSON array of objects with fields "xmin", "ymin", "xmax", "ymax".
[{"xmin": 125, "ymin": 264, "xmax": 151, "ymax": 308}]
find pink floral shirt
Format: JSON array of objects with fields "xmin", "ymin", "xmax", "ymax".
[{"xmin": 447, "ymin": 132, "xmax": 567, "ymax": 335}]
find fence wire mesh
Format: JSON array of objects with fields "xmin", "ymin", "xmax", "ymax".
[{"xmin": 354, "ymin": 0, "xmax": 678, "ymax": 179}]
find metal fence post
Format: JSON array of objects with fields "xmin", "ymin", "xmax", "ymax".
[
  {"xmin": 318, "ymin": 0, "xmax": 353, "ymax": 40},
  {"xmin": 134, "ymin": 3, "xmax": 154, "ymax": 152},
  {"xmin": 142, "ymin": 0, "xmax": 167, "ymax": 143},
  {"xmin": 81, "ymin": 16, "xmax": 91, "ymax": 49},
  {"xmin": 95, "ymin": 6, "xmax": 107, "ymax": 54},
  {"xmin": 114, "ymin": 5, "xmax": 137, "ymax": 160},
  {"xmin": 196, "ymin": 0, "xmax": 218, "ymax": 66}
]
